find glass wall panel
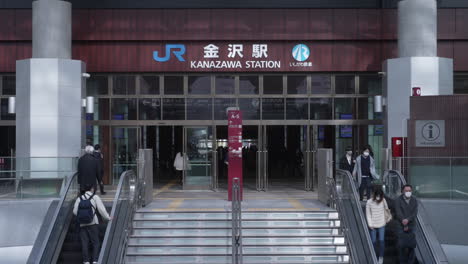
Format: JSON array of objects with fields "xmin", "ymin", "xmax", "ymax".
[
  {"xmin": 310, "ymin": 98, "xmax": 332, "ymax": 119},
  {"xmin": 238, "ymin": 98, "xmax": 260, "ymax": 120},
  {"xmin": 358, "ymin": 97, "xmax": 374, "ymax": 119},
  {"xmin": 164, "ymin": 76, "xmax": 184, "ymax": 95},
  {"xmin": 215, "ymin": 76, "xmax": 235, "ymax": 94},
  {"xmin": 286, "ymin": 98, "xmax": 308, "ymax": 119},
  {"xmin": 263, "ymin": 75, "xmax": 283, "ymax": 94},
  {"xmin": 454, "ymin": 75, "xmax": 468, "ymax": 94},
  {"xmin": 87, "ymin": 98, "xmax": 110, "ymax": 120},
  {"xmin": 188, "ymin": 76, "xmax": 211, "ymax": 94},
  {"xmin": 335, "ymin": 98, "xmax": 355, "ymax": 119},
  {"xmin": 139, "ymin": 98, "xmax": 161, "ymax": 120},
  {"xmin": 112, "ymin": 127, "xmax": 138, "ymax": 184},
  {"xmin": 113, "ymin": 76, "xmax": 136, "ymax": 95},
  {"xmin": 239, "ymin": 76, "xmax": 259, "ymax": 94},
  {"xmin": 359, "ymin": 75, "xmax": 382, "ymax": 95},
  {"xmin": 2, "ymin": 76, "xmax": 15, "ymax": 95},
  {"xmin": 163, "ymin": 98, "xmax": 185, "ymax": 120},
  {"xmin": 87, "ymin": 75, "xmax": 108, "ymax": 96},
  {"xmin": 111, "ymin": 98, "xmax": 137, "ymax": 120},
  {"xmin": 311, "ymin": 75, "xmax": 331, "ymax": 94},
  {"xmin": 1, "ymin": 99, "xmax": 14, "ymax": 120},
  {"xmin": 140, "ymin": 76, "xmax": 160, "ymax": 95},
  {"xmin": 214, "ymin": 98, "xmax": 236, "ymax": 120},
  {"xmin": 262, "ymin": 98, "xmax": 284, "ymax": 120},
  {"xmin": 287, "ymin": 75, "xmax": 307, "ymax": 94},
  {"xmin": 335, "ymin": 75, "xmax": 355, "ymax": 94},
  {"xmin": 187, "ymin": 98, "xmax": 213, "ymax": 120},
  {"xmin": 335, "ymin": 125, "xmax": 354, "ymax": 169}
]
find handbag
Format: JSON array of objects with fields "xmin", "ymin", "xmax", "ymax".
[
  {"xmin": 399, "ymin": 230, "xmax": 417, "ymax": 249},
  {"xmin": 384, "ymin": 199, "xmax": 392, "ymax": 223}
]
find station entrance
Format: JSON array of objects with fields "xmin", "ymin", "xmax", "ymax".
[{"xmin": 138, "ymin": 124, "xmax": 349, "ymax": 192}]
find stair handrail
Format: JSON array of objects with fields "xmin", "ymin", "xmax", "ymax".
[
  {"xmin": 383, "ymin": 170, "xmax": 449, "ymax": 264},
  {"xmin": 98, "ymin": 170, "xmax": 141, "ymax": 264},
  {"xmin": 332, "ymin": 169, "xmax": 378, "ymax": 264},
  {"xmin": 231, "ymin": 177, "xmax": 243, "ymax": 264}
]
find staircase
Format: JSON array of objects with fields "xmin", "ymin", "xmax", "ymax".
[{"xmin": 126, "ymin": 210, "xmax": 350, "ymax": 264}]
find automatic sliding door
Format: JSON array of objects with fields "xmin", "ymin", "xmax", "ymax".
[{"xmin": 183, "ymin": 127, "xmax": 213, "ymax": 190}]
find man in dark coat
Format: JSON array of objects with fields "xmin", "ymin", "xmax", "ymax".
[
  {"xmin": 78, "ymin": 145, "xmax": 101, "ymax": 193},
  {"xmin": 339, "ymin": 146, "xmax": 355, "ymax": 174},
  {"xmin": 93, "ymin": 144, "xmax": 106, "ymax": 195},
  {"xmin": 395, "ymin": 184, "xmax": 419, "ymax": 264}
]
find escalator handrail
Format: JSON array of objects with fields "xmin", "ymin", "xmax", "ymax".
[
  {"xmin": 334, "ymin": 169, "xmax": 378, "ymax": 264},
  {"xmin": 98, "ymin": 170, "xmax": 139, "ymax": 264},
  {"xmin": 385, "ymin": 170, "xmax": 449, "ymax": 264},
  {"xmin": 27, "ymin": 172, "xmax": 78, "ymax": 264}
]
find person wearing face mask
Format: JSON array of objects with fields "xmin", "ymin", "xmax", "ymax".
[
  {"xmin": 353, "ymin": 146, "xmax": 379, "ymax": 201},
  {"xmin": 395, "ymin": 184, "xmax": 418, "ymax": 264},
  {"xmin": 366, "ymin": 186, "xmax": 390, "ymax": 264},
  {"xmin": 339, "ymin": 146, "xmax": 355, "ymax": 175}
]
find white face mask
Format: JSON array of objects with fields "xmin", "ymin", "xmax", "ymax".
[
  {"xmin": 346, "ymin": 151, "xmax": 353, "ymax": 156},
  {"xmin": 404, "ymin": 191, "xmax": 412, "ymax": 198},
  {"xmin": 376, "ymin": 196, "xmax": 381, "ymax": 200},
  {"xmin": 363, "ymin": 151, "xmax": 370, "ymax": 157}
]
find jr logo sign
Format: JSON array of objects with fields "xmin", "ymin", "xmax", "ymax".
[{"xmin": 153, "ymin": 44, "xmax": 186, "ymax": 62}]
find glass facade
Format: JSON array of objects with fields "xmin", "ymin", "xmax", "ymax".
[{"xmin": 0, "ymin": 73, "xmax": 385, "ymax": 186}]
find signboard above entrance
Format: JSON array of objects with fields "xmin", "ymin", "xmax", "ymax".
[{"xmin": 152, "ymin": 42, "xmax": 314, "ymax": 72}]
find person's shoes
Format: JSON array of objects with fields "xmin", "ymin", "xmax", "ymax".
[
  {"xmin": 378, "ymin": 257, "xmax": 384, "ymax": 264},
  {"xmin": 101, "ymin": 191, "xmax": 106, "ymax": 195}
]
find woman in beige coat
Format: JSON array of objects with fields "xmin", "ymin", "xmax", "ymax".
[{"xmin": 366, "ymin": 187, "xmax": 389, "ymax": 264}]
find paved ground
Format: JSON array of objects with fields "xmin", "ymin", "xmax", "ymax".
[
  {"xmin": 141, "ymin": 180, "xmax": 331, "ymax": 212},
  {"xmin": 0, "ymin": 180, "xmax": 331, "ymax": 212}
]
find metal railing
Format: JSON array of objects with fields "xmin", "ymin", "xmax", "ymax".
[
  {"xmin": 383, "ymin": 170, "xmax": 449, "ymax": 264},
  {"xmin": 331, "ymin": 169, "xmax": 378, "ymax": 264},
  {"xmin": 98, "ymin": 170, "xmax": 141, "ymax": 264},
  {"xmin": 27, "ymin": 172, "xmax": 79, "ymax": 264},
  {"xmin": 231, "ymin": 177, "xmax": 243, "ymax": 264},
  {"xmin": 0, "ymin": 157, "xmax": 78, "ymax": 199},
  {"xmin": 392, "ymin": 157, "xmax": 468, "ymax": 200}
]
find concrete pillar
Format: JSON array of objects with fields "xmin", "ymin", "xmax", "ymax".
[
  {"xmin": 398, "ymin": 0, "xmax": 437, "ymax": 58},
  {"xmin": 383, "ymin": 0, "xmax": 454, "ymax": 149},
  {"xmin": 16, "ymin": 0, "xmax": 85, "ymax": 177},
  {"xmin": 32, "ymin": 0, "xmax": 71, "ymax": 59}
]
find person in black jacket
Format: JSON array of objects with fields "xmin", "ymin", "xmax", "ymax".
[
  {"xmin": 338, "ymin": 146, "xmax": 355, "ymax": 174},
  {"xmin": 78, "ymin": 145, "xmax": 101, "ymax": 193},
  {"xmin": 395, "ymin": 184, "xmax": 419, "ymax": 264},
  {"xmin": 93, "ymin": 144, "xmax": 106, "ymax": 195}
]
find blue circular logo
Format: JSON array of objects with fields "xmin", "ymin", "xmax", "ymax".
[{"xmin": 292, "ymin": 44, "xmax": 310, "ymax": 62}]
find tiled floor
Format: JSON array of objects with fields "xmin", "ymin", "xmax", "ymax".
[{"xmin": 141, "ymin": 180, "xmax": 331, "ymax": 212}]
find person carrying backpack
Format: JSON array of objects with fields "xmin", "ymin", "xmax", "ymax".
[{"xmin": 73, "ymin": 184, "xmax": 111, "ymax": 264}]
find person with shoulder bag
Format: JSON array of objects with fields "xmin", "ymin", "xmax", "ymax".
[{"xmin": 366, "ymin": 186, "xmax": 392, "ymax": 264}]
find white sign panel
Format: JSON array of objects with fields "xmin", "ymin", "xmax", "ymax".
[{"xmin": 415, "ymin": 120, "xmax": 445, "ymax": 147}]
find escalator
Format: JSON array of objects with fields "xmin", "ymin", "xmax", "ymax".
[
  {"xmin": 332, "ymin": 169, "xmax": 448, "ymax": 264},
  {"xmin": 26, "ymin": 170, "xmax": 137, "ymax": 264}
]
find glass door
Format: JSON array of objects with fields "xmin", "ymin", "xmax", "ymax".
[
  {"xmin": 183, "ymin": 126, "xmax": 213, "ymax": 190},
  {"xmin": 111, "ymin": 127, "xmax": 140, "ymax": 184},
  {"xmin": 257, "ymin": 125, "xmax": 268, "ymax": 191}
]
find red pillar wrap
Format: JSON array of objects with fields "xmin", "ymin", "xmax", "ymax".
[{"xmin": 228, "ymin": 110, "xmax": 243, "ymax": 201}]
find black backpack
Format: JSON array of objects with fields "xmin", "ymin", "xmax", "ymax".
[{"xmin": 77, "ymin": 193, "xmax": 96, "ymax": 225}]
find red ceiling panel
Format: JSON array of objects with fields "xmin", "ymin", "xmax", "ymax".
[
  {"xmin": 357, "ymin": 9, "xmax": 382, "ymax": 40},
  {"xmin": 0, "ymin": 10, "xmax": 16, "ymax": 41},
  {"xmin": 333, "ymin": 9, "xmax": 358, "ymax": 40},
  {"xmin": 309, "ymin": 9, "xmax": 333, "ymax": 40},
  {"xmin": 438, "ymin": 9, "xmax": 456, "ymax": 40}
]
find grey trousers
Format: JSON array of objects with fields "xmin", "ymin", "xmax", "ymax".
[{"xmin": 79, "ymin": 224, "xmax": 100, "ymax": 263}]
